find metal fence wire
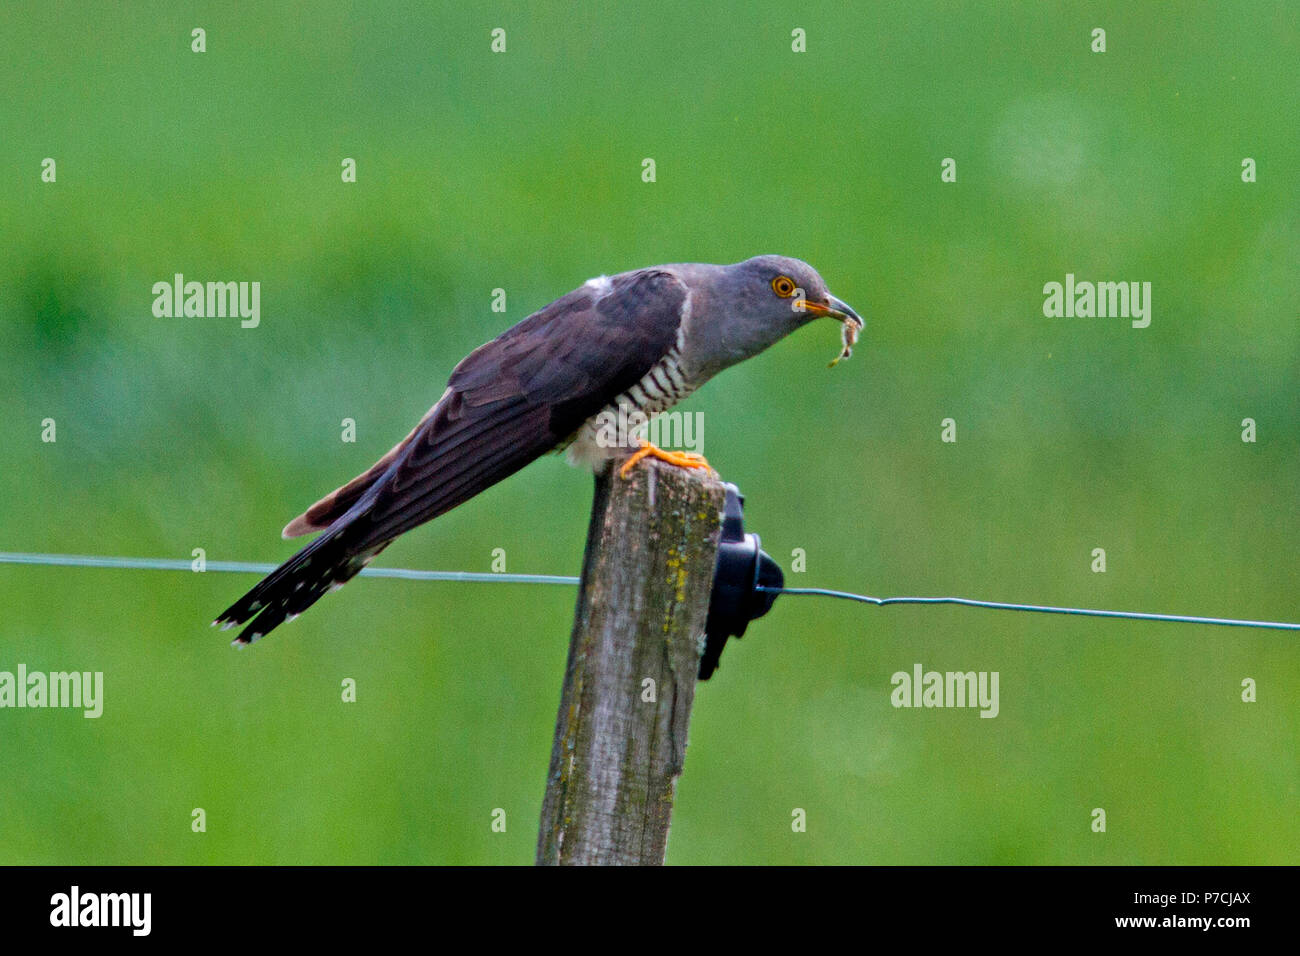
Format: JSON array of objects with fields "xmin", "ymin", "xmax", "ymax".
[{"xmin": 1, "ymin": 551, "xmax": 1295, "ymax": 632}]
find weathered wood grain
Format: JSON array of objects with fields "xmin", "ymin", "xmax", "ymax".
[{"xmin": 536, "ymin": 459, "xmax": 725, "ymax": 865}]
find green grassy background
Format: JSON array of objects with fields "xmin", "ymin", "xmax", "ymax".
[{"xmin": 0, "ymin": 1, "xmax": 1295, "ymax": 864}]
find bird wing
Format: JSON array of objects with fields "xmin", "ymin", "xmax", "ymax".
[
  {"xmin": 284, "ymin": 268, "xmax": 688, "ymax": 546},
  {"xmin": 216, "ymin": 268, "xmax": 688, "ymax": 643}
]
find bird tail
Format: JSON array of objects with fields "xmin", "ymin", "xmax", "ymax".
[{"xmin": 213, "ymin": 524, "xmax": 387, "ymax": 646}]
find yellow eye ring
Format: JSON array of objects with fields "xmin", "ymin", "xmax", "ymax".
[{"xmin": 771, "ymin": 275, "xmax": 797, "ymax": 298}]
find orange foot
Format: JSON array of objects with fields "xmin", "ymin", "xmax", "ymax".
[{"xmin": 618, "ymin": 441, "xmax": 712, "ymax": 479}]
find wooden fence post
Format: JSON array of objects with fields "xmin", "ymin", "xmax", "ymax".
[{"xmin": 536, "ymin": 459, "xmax": 725, "ymax": 865}]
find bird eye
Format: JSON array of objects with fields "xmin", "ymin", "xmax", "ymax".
[{"xmin": 771, "ymin": 276, "xmax": 797, "ymax": 298}]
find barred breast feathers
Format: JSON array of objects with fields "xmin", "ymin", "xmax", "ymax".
[{"xmin": 565, "ymin": 289, "xmax": 696, "ymax": 469}]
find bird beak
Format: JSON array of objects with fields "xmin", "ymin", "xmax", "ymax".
[{"xmin": 799, "ymin": 294, "xmax": 864, "ymax": 329}]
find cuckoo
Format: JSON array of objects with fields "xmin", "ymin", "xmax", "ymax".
[{"xmin": 214, "ymin": 255, "xmax": 862, "ymax": 644}]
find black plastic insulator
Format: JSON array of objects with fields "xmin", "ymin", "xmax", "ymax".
[{"xmin": 700, "ymin": 484, "xmax": 783, "ymax": 680}]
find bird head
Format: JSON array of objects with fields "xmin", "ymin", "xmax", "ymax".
[{"xmin": 702, "ymin": 255, "xmax": 863, "ymax": 368}]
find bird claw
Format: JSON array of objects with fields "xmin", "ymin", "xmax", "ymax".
[{"xmin": 618, "ymin": 442, "xmax": 712, "ymax": 479}]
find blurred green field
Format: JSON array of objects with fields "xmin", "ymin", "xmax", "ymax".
[{"xmin": 0, "ymin": 1, "xmax": 1296, "ymax": 864}]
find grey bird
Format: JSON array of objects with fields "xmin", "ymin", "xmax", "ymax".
[{"xmin": 214, "ymin": 255, "xmax": 862, "ymax": 645}]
